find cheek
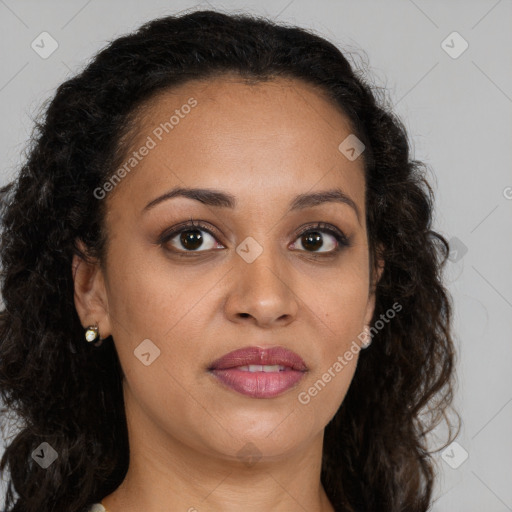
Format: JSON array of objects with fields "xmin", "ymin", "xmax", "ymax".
[
  {"xmin": 311, "ymin": 292, "xmax": 367, "ymax": 400},
  {"xmin": 297, "ymin": 357, "xmax": 358, "ymax": 418},
  {"xmin": 104, "ymin": 249, "xmax": 224, "ymax": 392},
  {"xmin": 105, "ymin": 244, "xmax": 208, "ymax": 336},
  {"xmin": 293, "ymin": 265, "xmax": 368, "ymax": 413},
  {"xmin": 302, "ymin": 260, "xmax": 370, "ymax": 341}
]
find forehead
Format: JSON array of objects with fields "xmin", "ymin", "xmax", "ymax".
[
  {"xmin": 138, "ymin": 74, "xmax": 354, "ymax": 145},
  {"xmin": 106, "ymin": 74, "xmax": 366, "ymax": 219}
]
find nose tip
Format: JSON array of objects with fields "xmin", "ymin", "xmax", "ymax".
[{"xmin": 226, "ymin": 258, "xmax": 299, "ymax": 328}]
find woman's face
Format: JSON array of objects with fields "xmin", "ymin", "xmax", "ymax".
[{"xmin": 74, "ymin": 75, "xmax": 382, "ymax": 463}]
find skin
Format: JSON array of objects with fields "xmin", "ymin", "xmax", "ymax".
[{"xmin": 73, "ymin": 74, "xmax": 384, "ymax": 512}]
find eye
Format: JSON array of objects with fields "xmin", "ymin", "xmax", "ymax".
[
  {"xmin": 159, "ymin": 220, "xmax": 224, "ymax": 253},
  {"xmin": 290, "ymin": 222, "xmax": 349, "ymax": 255},
  {"xmin": 158, "ymin": 219, "xmax": 350, "ymax": 256}
]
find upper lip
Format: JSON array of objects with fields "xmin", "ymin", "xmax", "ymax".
[{"xmin": 208, "ymin": 346, "xmax": 308, "ymax": 372}]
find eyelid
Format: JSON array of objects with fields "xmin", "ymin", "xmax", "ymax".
[
  {"xmin": 294, "ymin": 222, "xmax": 349, "ymax": 244},
  {"xmin": 157, "ymin": 219, "xmax": 223, "ymax": 246}
]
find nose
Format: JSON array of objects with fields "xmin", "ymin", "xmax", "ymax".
[{"xmin": 223, "ymin": 243, "xmax": 299, "ymax": 328}]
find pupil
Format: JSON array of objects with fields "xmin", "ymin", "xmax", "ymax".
[
  {"xmin": 303, "ymin": 232, "xmax": 322, "ymax": 251},
  {"xmin": 181, "ymin": 229, "xmax": 203, "ymax": 250}
]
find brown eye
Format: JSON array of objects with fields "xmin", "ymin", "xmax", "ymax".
[
  {"xmin": 300, "ymin": 232, "xmax": 324, "ymax": 252},
  {"xmin": 290, "ymin": 223, "xmax": 349, "ymax": 254},
  {"xmin": 293, "ymin": 231, "xmax": 337, "ymax": 253},
  {"xmin": 178, "ymin": 229, "xmax": 204, "ymax": 251},
  {"xmin": 159, "ymin": 220, "xmax": 224, "ymax": 253},
  {"xmin": 167, "ymin": 228, "xmax": 219, "ymax": 252},
  {"xmin": 159, "ymin": 220, "xmax": 349, "ymax": 257}
]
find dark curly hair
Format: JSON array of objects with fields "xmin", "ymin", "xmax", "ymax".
[{"xmin": 0, "ymin": 8, "xmax": 459, "ymax": 512}]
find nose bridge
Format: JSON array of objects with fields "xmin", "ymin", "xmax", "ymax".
[
  {"xmin": 236, "ymin": 233, "xmax": 286, "ymax": 291},
  {"xmin": 228, "ymin": 232, "xmax": 298, "ymax": 324}
]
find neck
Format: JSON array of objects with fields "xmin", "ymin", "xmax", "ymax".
[{"xmin": 101, "ymin": 394, "xmax": 335, "ymax": 512}]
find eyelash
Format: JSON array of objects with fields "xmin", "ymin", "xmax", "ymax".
[{"xmin": 158, "ymin": 218, "xmax": 350, "ymax": 257}]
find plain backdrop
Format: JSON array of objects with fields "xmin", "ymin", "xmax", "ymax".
[{"xmin": 0, "ymin": 1, "xmax": 511, "ymax": 510}]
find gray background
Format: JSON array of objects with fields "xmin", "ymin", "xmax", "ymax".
[{"xmin": 0, "ymin": 0, "xmax": 511, "ymax": 510}]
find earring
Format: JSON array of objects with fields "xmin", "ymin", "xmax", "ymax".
[
  {"xmin": 85, "ymin": 324, "xmax": 100, "ymax": 343},
  {"xmin": 360, "ymin": 325, "xmax": 372, "ymax": 349}
]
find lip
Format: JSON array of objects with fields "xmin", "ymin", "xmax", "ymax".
[
  {"xmin": 208, "ymin": 346, "xmax": 308, "ymax": 399},
  {"xmin": 209, "ymin": 346, "xmax": 308, "ymax": 371}
]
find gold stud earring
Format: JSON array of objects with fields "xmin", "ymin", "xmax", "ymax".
[{"xmin": 85, "ymin": 324, "xmax": 100, "ymax": 343}]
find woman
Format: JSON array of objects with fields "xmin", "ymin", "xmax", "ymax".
[{"xmin": 0, "ymin": 9, "xmax": 458, "ymax": 512}]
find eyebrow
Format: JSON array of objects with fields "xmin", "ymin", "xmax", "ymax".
[{"xmin": 143, "ymin": 186, "xmax": 361, "ymax": 224}]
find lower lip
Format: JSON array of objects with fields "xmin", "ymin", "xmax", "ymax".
[{"xmin": 209, "ymin": 368, "xmax": 306, "ymax": 398}]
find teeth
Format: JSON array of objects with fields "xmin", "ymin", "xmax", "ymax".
[{"xmin": 237, "ymin": 364, "xmax": 288, "ymax": 372}]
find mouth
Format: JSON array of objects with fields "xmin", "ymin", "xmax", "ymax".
[{"xmin": 208, "ymin": 346, "xmax": 308, "ymax": 398}]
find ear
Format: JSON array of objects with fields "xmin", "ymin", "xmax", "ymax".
[
  {"xmin": 72, "ymin": 238, "xmax": 112, "ymax": 340},
  {"xmin": 363, "ymin": 245, "xmax": 385, "ymax": 326}
]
